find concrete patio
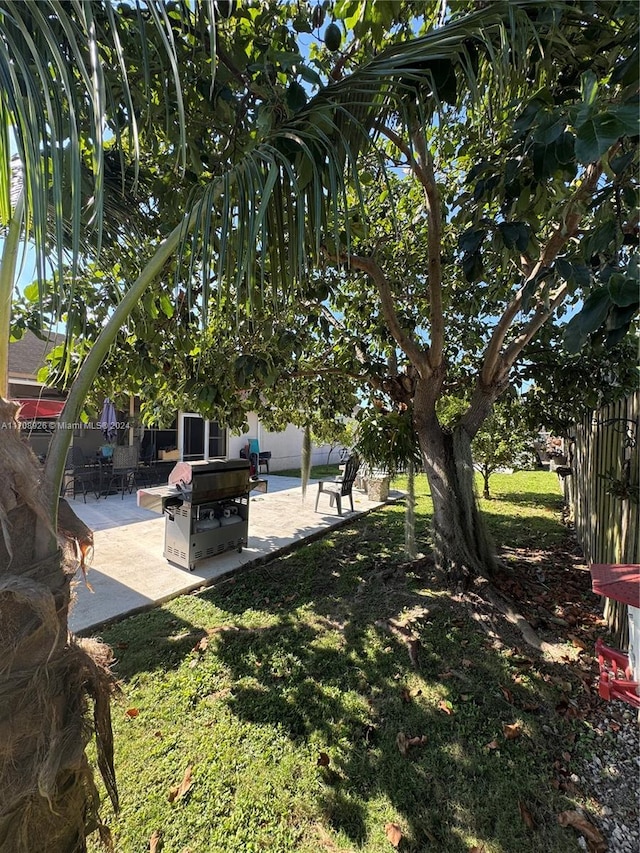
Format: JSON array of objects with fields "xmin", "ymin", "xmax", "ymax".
[{"xmin": 69, "ymin": 475, "xmax": 398, "ymax": 635}]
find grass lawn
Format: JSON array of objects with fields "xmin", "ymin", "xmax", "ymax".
[{"xmin": 89, "ymin": 471, "xmax": 597, "ymax": 853}]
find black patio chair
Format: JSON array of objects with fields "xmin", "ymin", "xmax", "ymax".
[
  {"xmin": 104, "ymin": 445, "xmax": 139, "ymax": 499},
  {"xmin": 138, "ymin": 443, "xmax": 159, "ymax": 486},
  {"xmin": 60, "ymin": 463, "xmax": 100, "ymax": 502},
  {"xmin": 314, "ymin": 453, "xmax": 360, "ymax": 516}
]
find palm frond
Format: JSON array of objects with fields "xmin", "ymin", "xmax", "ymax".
[{"xmin": 0, "ymin": 0, "xmax": 217, "ymax": 290}]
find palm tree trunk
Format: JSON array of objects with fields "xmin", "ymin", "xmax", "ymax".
[{"xmin": 0, "ymin": 400, "xmax": 118, "ymax": 852}]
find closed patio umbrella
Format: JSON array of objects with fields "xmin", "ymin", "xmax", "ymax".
[{"xmin": 100, "ymin": 398, "xmax": 117, "ymax": 443}]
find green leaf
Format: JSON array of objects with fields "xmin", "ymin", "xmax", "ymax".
[
  {"xmin": 555, "ymin": 258, "xmax": 572, "ymax": 282},
  {"xmin": 623, "ymin": 186, "xmax": 639, "ymax": 209},
  {"xmin": 611, "ymin": 46, "xmax": 639, "ymax": 87},
  {"xmin": 498, "ymin": 222, "xmax": 529, "ymax": 252},
  {"xmin": 556, "ymin": 258, "xmax": 591, "ymax": 289},
  {"xmin": 571, "ymin": 264, "xmax": 592, "ymax": 288},
  {"xmin": 463, "ymin": 251, "xmax": 483, "ymax": 283},
  {"xmin": 555, "ymin": 131, "xmax": 575, "ymax": 166},
  {"xmin": 610, "ymin": 150, "xmax": 635, "ymax": 176},
  {"xmin": 576, "ymin": 70, "xmax": 598, "ymax": 126},
  {"xmin": 23, "ymin": 282, "xmax": 40, "ymax": 302},
  {"xmin": 532, "ymin": 143, "xmax": 559, "ymax": 179},
  {"xmin": 159, "ymin": 294, "xmax": 174, "ymax": 317},
  {"xmin": 608, "ymin": 273, "xmax": 639, "ymax": 307},
  {"xmin": 520, "ymin": 269, "xmax": 548, "ymax": 313},
  {"xmin": 575, "ymin": 113, "xmax": 625, "ymax": 164},
  {"xmin": 533, "ymin": 113, "xmax": 565, "ymax": 145},
  {"xmin": 606, "ymin": 302, "xmax": 638, "ymax": 330},
  {"xmin": 579, "ymin": 288, "xmax": 612, "ymax": 331},
  {"xmin": 610, "ymin": 103, "xmax": 640, "ymax": 137},
  {"xmin": 298, "ymin": 64, "xmax": 323, "ymax": 88},
  {"xmin": 586, "ymin": 220, "xmax": 618, "ymax": 257},
  {"xmin": 459, "ymin": 228, "xmax": 486, "ymax": 255},
  {"xmin": 270, "ymin": 51, "xmax": 304, "ymax": 71},
  {"xmin": 563, "ymin": 287, "xmax": 611, "ymax": 351}
]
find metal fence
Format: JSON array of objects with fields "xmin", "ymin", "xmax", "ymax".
[{"xmin": 564, "ymin": 391, "xmax": 639, "ymax": 645}]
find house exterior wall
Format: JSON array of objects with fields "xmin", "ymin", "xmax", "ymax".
[{"xmin": 227, "ymin": 421, "xmax": 336, "ymax": 472}]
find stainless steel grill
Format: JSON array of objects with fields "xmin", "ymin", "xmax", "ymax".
[{"xmin": 139, "ymin": 459, "xmax": 251, "ymax": 571}]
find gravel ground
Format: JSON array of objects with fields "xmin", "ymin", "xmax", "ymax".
[{"xmin": 578, "ymin": 702, "xmax": 639, "ymax": 853}]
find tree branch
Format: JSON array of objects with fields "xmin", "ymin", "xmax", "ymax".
[
  {"xmin": 327, "ymin": 249, "xmax": 431, "ymax": 377},
  {"xmin": 412, "ymin": 128, "xmax": 444, "ymax": 369},
  {"xmin": 479, "ymin": 161, "xmax": 603, "ymax": 386},
  {"xmin": 501, "ymin": 281, "xmax": 570, "ymax": 371},
  {"xmin": 377, "ymin": 122, "xmax": 444, "ymax": 369}
]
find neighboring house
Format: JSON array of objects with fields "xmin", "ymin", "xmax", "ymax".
[
  {"xmin": 8, "ymin": 329, "xmax": 67, "ymax": 460},
  {"xmin": 8, "ymin": 332, "xmax": 337, "ymax": 471}
]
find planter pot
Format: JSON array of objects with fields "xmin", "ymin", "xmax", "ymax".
[{"xmin": 367, "ymin": 477, "xmax": 390, "ymax": 502}]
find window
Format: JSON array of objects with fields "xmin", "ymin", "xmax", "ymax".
[{"xmin": 178, "ymin": 413, "xmax": 227, "ymax": 461}]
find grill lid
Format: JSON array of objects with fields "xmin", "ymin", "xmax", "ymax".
[{"xmin": 168, "ymin": 458, "xmax": 251, "ymax": 503}]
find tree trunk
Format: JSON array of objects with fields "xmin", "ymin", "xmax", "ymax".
[
  {"xmin": 0, "ymin": 400, "xmax": 117, "ymax": 852},
  {"xmin": 482, "ymin": 468, "xmax": 491, "ymax": 500},
  {"xmin": 415, "ymin": 414, "xmax": 498, "ymax": 587}
]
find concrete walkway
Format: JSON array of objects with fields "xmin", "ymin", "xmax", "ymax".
[{"xmin": 69, "ymin": 475, "xmax": 396, "ymax": 635}]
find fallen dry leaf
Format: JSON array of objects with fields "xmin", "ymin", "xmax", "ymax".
[
  {"xmin": 462, "ymin": 658, "xmax": 473, "ymax": 668},
  {"xmin": 557, "ymin": 810, "xmax": 606, "ymax": 851},
  {"xmin": 568, "ymin": 634, "xmax": 587, "ymax": 651},
  {"xmin": 168, "ymin": 766, "xmax": 194, "ymax": 803},
  {"xmin": 193, "ymin": 637, "xmax": 209, "ymax": 653},
  {"xmin": 438, "ymin": 699, "xmax": 454, "ymax": 715},
  {"xmin": 396, "ymin": 732, "xmax": 427, "ymax": 757},
  {"xmin": 149, "ymin": 830, "xmax": 163, "ymax": 852},
  {"xmin": 499, "ymin": 686, "xmax": 514, "ymax": 704},
  {"xmin": 385, "ymin": 822, "xmax": 403, "ymax": 848},
  {"xmin": 469, "ymin": 846, "xmax": 486, "ymax": 853},
  {"xmin": 317, "ymin": 752, "xmax": 330, "ymax": 767},
  {"xmin": 502, "ymin": 723, "xmax": 522, "ymax": 740},
  {"xmin": 400, "ymin": 687, "xmax": 411, "ymax": 703},
  {"xmin": 519, "ymin": 801, "xmax": 536, "ymax": 829},
  {"xmin": 396, "ymin": 732, "xmax": 409, "ymax": 757},
  {"xmin": 125, "ymin": 708, "xmax": 139, "ymax": 718},
  {"xmin": 486, "ymin": 740, "xmax": 499, "ymax": 751}
]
